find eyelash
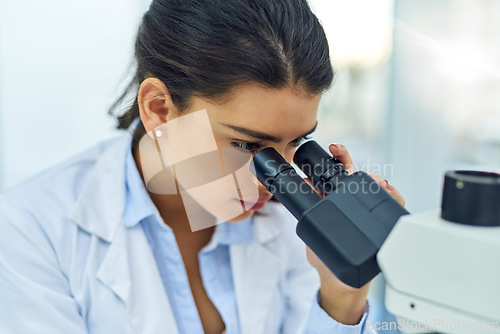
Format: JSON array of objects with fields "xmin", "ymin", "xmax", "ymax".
[{"xmin": 231, "ymin": 135, "xmax": 311, "ymax": 154}]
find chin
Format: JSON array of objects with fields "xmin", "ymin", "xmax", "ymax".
[{"xmin": 225, "ymin": 210, "xmax": 255, "ymax": 223}]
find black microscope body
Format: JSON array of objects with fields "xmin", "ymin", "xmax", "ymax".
[{"xmin": 252, "ymin": 141, "xmax": 409, "ymax": 288}]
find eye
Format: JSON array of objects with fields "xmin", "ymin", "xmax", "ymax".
[
  {"xmin": 290, "ymin": 135, "xmax": 311, "ymax": 147},
  {"xmin": 231, "ymin": 141, "xmax": 263, "ymax": 154},
  {"xmin": 231, "ymin": 135, "xmax": 312, "ymax": 154}
]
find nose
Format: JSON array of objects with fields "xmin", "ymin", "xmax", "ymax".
[
  {"xmin": 281, "ymin": 150, "xmax": 295, "ymax": 164},
  {"xmin": 256, "ymin": 144, "xmax": 294, "ymax": 163}
]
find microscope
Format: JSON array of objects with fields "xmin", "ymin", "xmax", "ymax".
[{"xmin": 251, "ymin": 141, "xmax": 500, "ymax": 334}]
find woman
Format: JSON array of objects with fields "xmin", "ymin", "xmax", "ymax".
[{"xmin": 0, "ymin": 0, "xmax": 404, "ymax": 333}]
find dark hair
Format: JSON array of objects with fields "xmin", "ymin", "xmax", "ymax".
[{"xmin": 110, "ymin": 0, "xmax": 334, "ymax": 141}]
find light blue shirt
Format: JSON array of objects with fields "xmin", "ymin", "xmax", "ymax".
[{"xmin": 122, "ymin": 139, "xmax": 372, "ymax": 334}]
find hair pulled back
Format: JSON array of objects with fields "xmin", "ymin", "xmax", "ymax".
[{"xmin": 111, "ymin": 0, "xmax": 334, "ymax": 140}]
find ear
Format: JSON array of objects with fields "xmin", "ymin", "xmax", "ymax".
[{"xmin": 137, "ymin": 77, "xmax": 177, "ymax": 134}]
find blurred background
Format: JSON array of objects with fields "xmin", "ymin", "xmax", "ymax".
[{"xmin": 1, "ymin": 0, "xmax": 499, "ymax": 332}]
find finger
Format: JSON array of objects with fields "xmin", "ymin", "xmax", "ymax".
[
  {"xmin": 389, "ymin": 186, "xmax": 405, "ymax": 207},
  {"xmin": 369, "ymin": 173, "xmax": 384, "ymax": 185},
  {"xmin": 369, "ymin": 173, "xmax": 392, "ymax": 191},
  {"xmin": 369, "ymin": 173, "xmax": 405, "ymax": 207},
  {"xmin": 328, "ymin": 144, "xmax": 354, "ymax": 174}
]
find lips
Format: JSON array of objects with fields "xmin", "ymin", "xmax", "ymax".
[{"xmin": 237, "ymin": 193, "xmax": 273, "ymax": 211}]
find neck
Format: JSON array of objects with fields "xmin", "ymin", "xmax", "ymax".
[{"xmin": 132, "ymin": 145, "xmax": 215, "ymax": 254}]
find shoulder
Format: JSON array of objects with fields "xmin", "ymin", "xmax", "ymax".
[
  {"xmin": 0, "ymin": 135, "xmax": 128, "ymax": 209},
  {"xmin": 0, "ymin": 135, "xmax": 131, "ymax": 241}
]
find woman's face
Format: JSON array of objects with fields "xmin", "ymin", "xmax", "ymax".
[
  {"xmin": 139, "ymin": 82, "xmax": 321, "ymax": 229},
  {"xmin": 185, "ymin": 84, "xmax": 320, "ymax": 222}
]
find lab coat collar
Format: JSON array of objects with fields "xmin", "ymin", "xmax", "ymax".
[
  {"xmin": 95, "ymin": 223, "xmax": 180, "ymax": 334},
  {"xmin": 252, "ymin": 200, "xmax": 291, "ymax": 243},
  {"xmin": 68, "ymin": 135, "xmax": 180, "ymax": 333},
  {"xmin": 68, "ymin": 136, "xmax": 130, "ymax": 242},
  {"xmin": 231, "ymin": 202, "xmax": 293, "ymax": 334}
]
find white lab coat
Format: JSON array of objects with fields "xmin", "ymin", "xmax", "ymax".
[{"xmin": 0, "ymin": 136, "xmax": 369, "ymax": 334}]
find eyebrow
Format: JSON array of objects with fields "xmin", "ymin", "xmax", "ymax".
[{"xmin": 221, "ymin": 122, "xmax": 318, "ymax": 143}]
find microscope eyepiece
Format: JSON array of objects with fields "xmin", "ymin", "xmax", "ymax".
[
  {"xmin": 252, "ymin": 147, "xmax": 321, "ymax": 220},
  {"xmin": 251, "ymin": 147, "xmax": 294, "ymax": 190},
  {"xmin": 294, "ymin": 141, "xmax": 349, "ymax": 194}
]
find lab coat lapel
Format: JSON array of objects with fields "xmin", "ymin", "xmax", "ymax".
[
  {"xmin": 230, "ymin": 242, "xmax": 282, "ymax": 334},
  {"xmin": 69, "ymin": 136, "xmax": 179, "ymax": 334},
  {"xmin": 230, "ymin": 203, "xmax": 289, "ymax": 334},
  {"xmin": 96, "ymin": 224, "xmax": 179, "ymax": 334}
]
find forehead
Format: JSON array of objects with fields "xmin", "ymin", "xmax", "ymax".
[{"xmin": 191, "ymin": 83, "xmax": 321, "ymax": 137}]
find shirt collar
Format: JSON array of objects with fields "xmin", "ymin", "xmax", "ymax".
[{"xmin": 123, "ymin": 136, "xmax": 158, "ymax": 228}]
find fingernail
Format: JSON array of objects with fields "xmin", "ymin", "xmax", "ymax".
[
  {"xmin": 330, "ymin": 143, "xmax": 342, "ymax": 148},
  {"xmin": 386, "ymin": 180, "xmax": 395, "ymax": 191}
]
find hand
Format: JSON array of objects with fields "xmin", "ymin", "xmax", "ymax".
[{"xmin": 305, "ymin": 143, "xmax": 406, "ymax": 325}]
